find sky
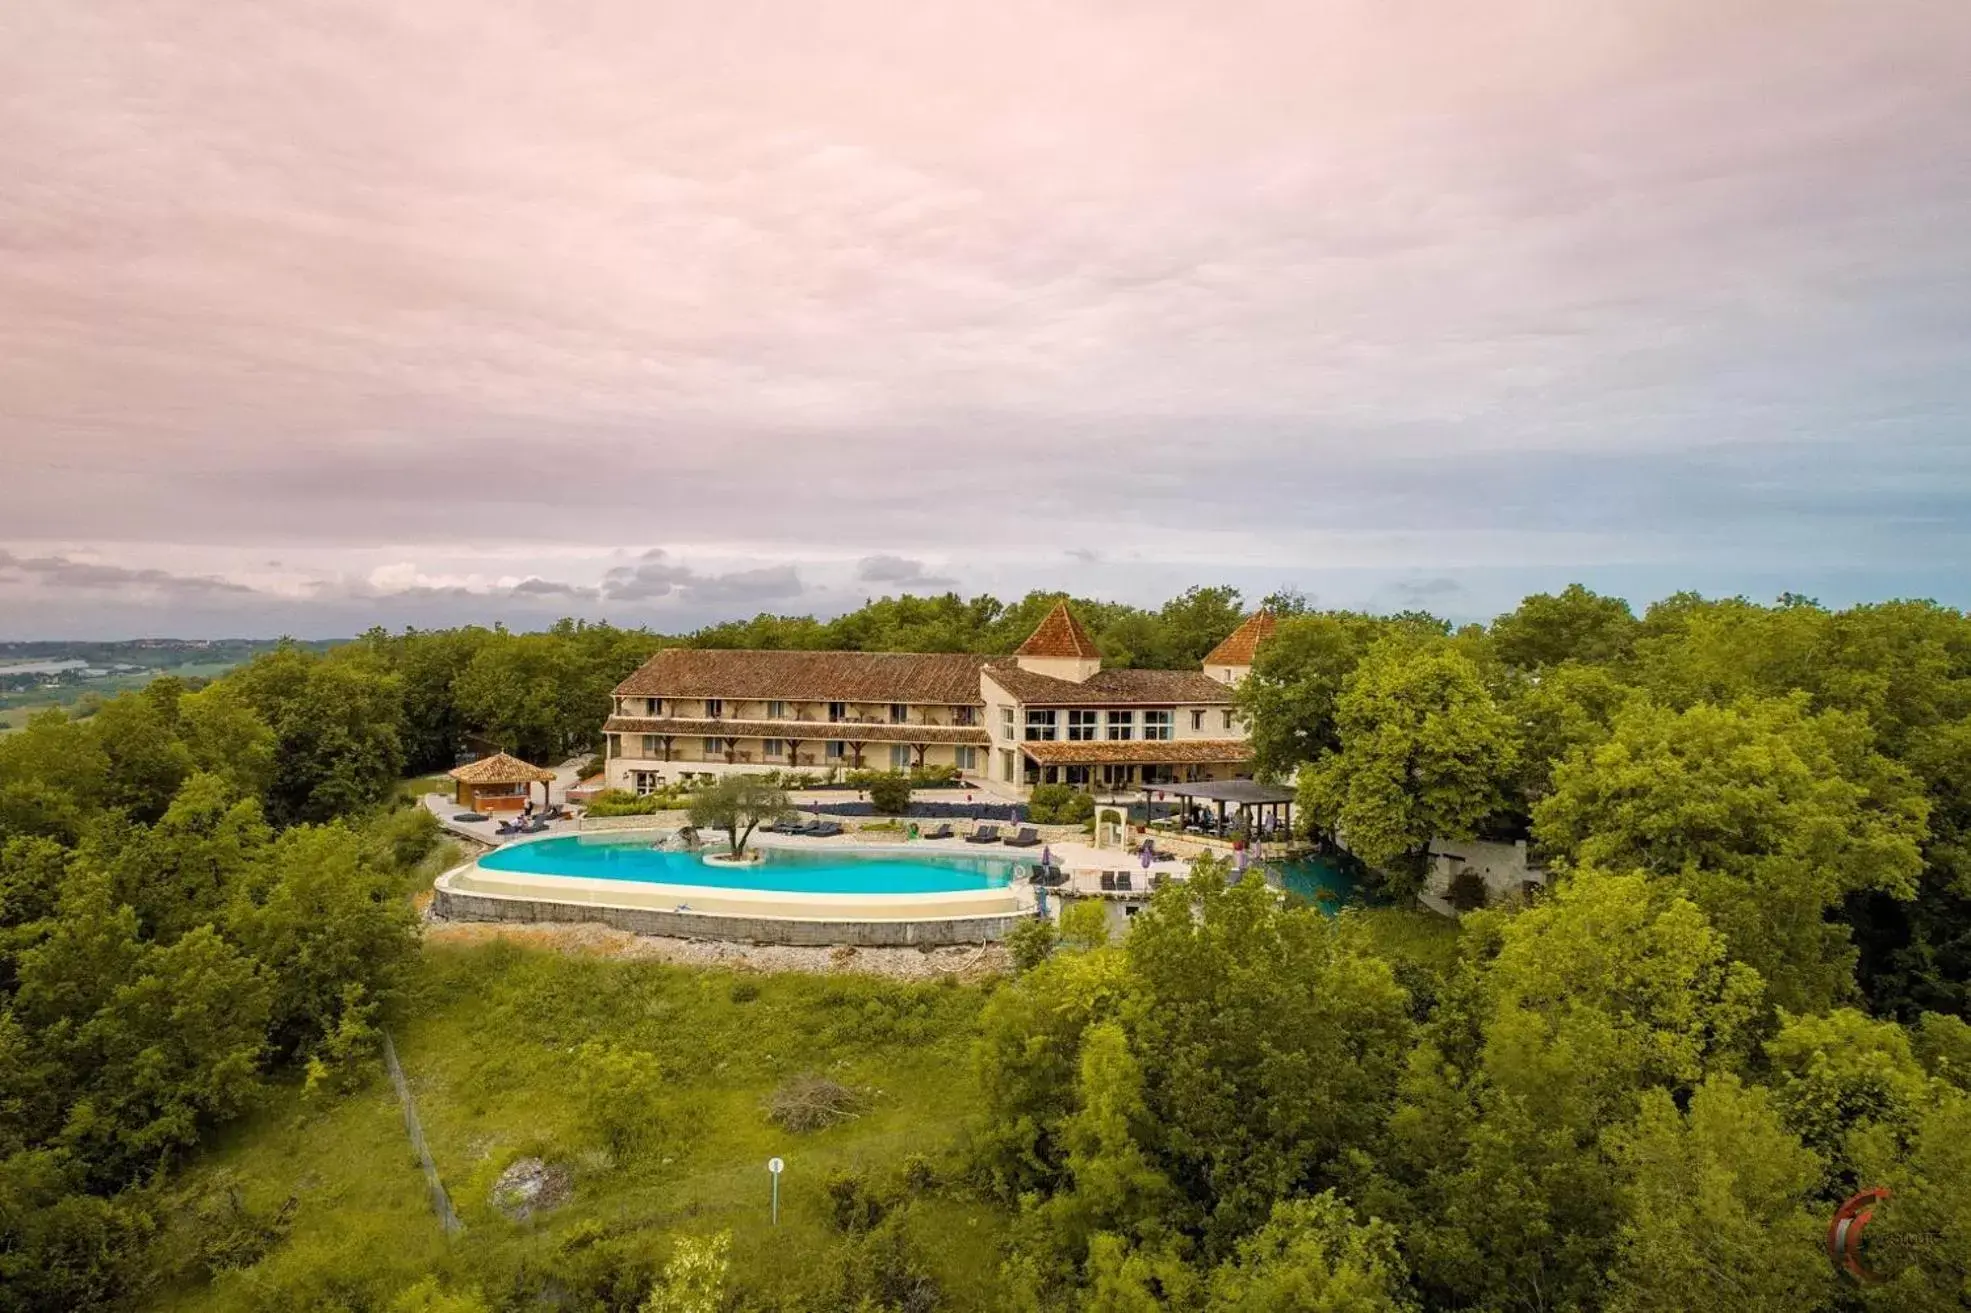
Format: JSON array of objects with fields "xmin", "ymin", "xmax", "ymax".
[{"xmin": 2, "ymin": 0, "xmax": 1968, "ymax": 639}]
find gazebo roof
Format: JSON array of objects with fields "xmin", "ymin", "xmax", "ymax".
[
  {"xmin": 1150, "ymin": 779, "xmax": 1296, "ymax": 806},
  {"xmin": 447, "ymin": 752, "xmax": 555, "ymax": 785}
]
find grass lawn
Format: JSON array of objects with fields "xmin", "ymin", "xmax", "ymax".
[{"xmin": 149, "ymin": 942, "xmax": 1009, "ymax": 1310}]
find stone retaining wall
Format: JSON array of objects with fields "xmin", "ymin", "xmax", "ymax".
[
  {"xmin": 576, "ymin": 812, "xmax": 688, "ymax": 833},
  {"xmin": 432, "ymin": 886, "xmax": 1022, "ymax": 947}
]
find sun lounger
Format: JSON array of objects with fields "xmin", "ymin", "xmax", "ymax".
[
  {"xmin": 495, "ymin": 818, "xmax": 522, "ymax": 835},
  {"xmin": 808, "ymin": 821, "xmax": 844, "ymax": 838},
  {"xmin": 1002, "ymin": 826, "xmax": 1041, "ymax": 848},
  {"xmin": 923, "ymin": 823, "xmax": 954, "ymax": 840},
  {"xmin": 965, "ymin": 824, "xmax": 1001, "ymax": 844},
  {"xmin": 452, "ymin": 812, "xmax": 488, "ymax": 823}
]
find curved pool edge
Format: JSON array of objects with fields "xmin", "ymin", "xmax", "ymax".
[{"xmin": 430, "ymin": 849, "xmax": 1032, "ymax": 947}]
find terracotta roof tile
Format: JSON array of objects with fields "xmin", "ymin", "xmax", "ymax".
[
  {"xmin": 1202, "ymin": 611, "xmax": 1277, "ymax": 667},
  {"xmin": 606, "ymin": 716, "xmax": 991, "ymax": 746},
  {"xmin": 1015, "ymin": 601, "xmax": 1102, "ymax": 659},
  {"xmin": 614, "ymin": 649, "xmax": 987, "ymax": 703},
  {"xmin": 983, "ymin": 660, "xmax": 1233, "ymax": 706},
  {"xmin": 447, "ymin": 751, "xmax": 556, "ymax": 784},
  {"xmin": 1019, "ymin": 739, "xmax": 1254, "ymax": 765}
]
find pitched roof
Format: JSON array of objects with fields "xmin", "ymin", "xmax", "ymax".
[
  {"xmin": 614, "ymin": 648, "xmax": 988, "ymax": 704},
  {"xmin": 1016, "ymin": 601, "xmax": 1101, "ymax": 660},
  {"xmin": 605, "ymin": 716, "xmax": 991, "ymax": 746},
  {"xmin": 1202, "ymin": 611, "xmax": 1277, "ymax": 667},
  {"xmin": 983, "ymin": 660, "xmax": 1234, "ymax": 706},
  {"xmin": 448, "ymin": 751, "xmax": 555, "ymax": 784},
  {"xmin": 1019, "ymin": 739, "xmax": 1254, "ymax": 765}
]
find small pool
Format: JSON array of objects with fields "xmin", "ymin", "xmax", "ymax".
[
  {"xmin": 1270, "ymin": 855, "xmax": 1359, "ymax": 911},
  {"xmin": 478, "ymin": 835, "xmax": 1019, "ymax": 895}
]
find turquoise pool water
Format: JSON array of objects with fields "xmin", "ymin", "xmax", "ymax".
[
  {"xmin": 1270, "ymin": 855, "xmax": 1359, "ymax": 911},
  {"xmin": 478, "ymin": 835, "xmax": 1018, "ymax": 895}
]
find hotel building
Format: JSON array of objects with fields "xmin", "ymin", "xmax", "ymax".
[{"xmin": 601, "ymin": 602, "xmax": 1276, "ymax": 797}]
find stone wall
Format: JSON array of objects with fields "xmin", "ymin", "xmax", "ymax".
[
  {"xmin": 576, "ymin": 812, "xmax": 688, "ymax": 833},
  {"xmin": 432, "ymin": 886, "xmax": 1021, "ymax": 947}
]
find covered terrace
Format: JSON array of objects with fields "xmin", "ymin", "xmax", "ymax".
[{"xmin": 1142, "ymin": 778, "xmax": 1296, "ymax": 840}]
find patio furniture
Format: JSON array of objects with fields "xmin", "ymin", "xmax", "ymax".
[
  {"xmin": 1100, "ymin": 872, "xmax": 1116, "ymax": 891},
  {"xmin": 964, "ymin": 824, "xmax": 1001, "ymax": 844},
  {"xmin": 1116, "ymin": 872, "xmax": 1133, "ymax": 891},
  {"xmin": 1002, "ymin": 826, "xmax": 1042, "ymax": 848},
  {"xmin": 452, "ymin": 812, "xmax": 489, "ymax": 823},
  {"xmin": 923, "ymin": 823, "xmax": 954, "ymax": 840},
  {"xmin": 809, "ymin": 821, "xmax": 844, "ymax": 838}
]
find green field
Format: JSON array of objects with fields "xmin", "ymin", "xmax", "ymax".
[{"xmin": 148, "ymin": 943, "xmax": 1009, "ymax": 1311}]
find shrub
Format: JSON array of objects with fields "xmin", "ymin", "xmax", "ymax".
[
  {"xmin": 1445, "ymin": 868, "xmax": 1490, "ymax": 912},
  {"xmin": 864, "ymin": 772, "xmax": 914, "ymax": 816},
  {"xmin": 1005, "ymin": 916, "xmax": 1058, "ymax": 972},
  {"xmin": 728, "ymin": 977, "xmax": 761, "ymax": 1004},
  {"xmin": 1027, "ymin": 783, "xmax": 1094, "ymax": 825},
  {"xmin": 1059, "ymin": 899, "xmax": 1111, "ymax": 950},
  {"xmin": 824, "ymin": 1169, "xmax": 892, "ymax": 1233},
  {"xmin": 763, "ymin": 1075, "xmax": 868, "ymax": 1132},
  {"xmin": 583, "ymin": 789, "xmax": 665, "ymax": 817}
]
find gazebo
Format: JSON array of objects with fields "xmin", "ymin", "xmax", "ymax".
[
  {"xmin": 1143, "ymin": 779, "xmax": 1296, "ymax": 840},
  {"xmin": 447, "ymin": 752, "xmax": 556, "ymax": 814}
]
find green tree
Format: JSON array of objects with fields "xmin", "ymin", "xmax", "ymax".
[
  {"xmin": 864, "ymin": 771, "xmax": 913, "ymax": 815},
  {"xmin": 0, "ymin": 709, "xmax": 108, "ymax": 844},
  {"xmin": 1488, "ymin": 584, "xmax": 1638, "ymax": 671},
  {"xmin": 226, "ymin": 824, "xmax": 418, "ymax": 1062},
  {"xmin": 1603, "ymin": 1076, "xmax": 1829, "ymax": 1313},
  {"xmin": 227, "ymin": 646, "xmax": 405, "ymax": 825},
  {"xmin": 686, "ymin": 776, "xmax": 791, "ymax": 858},
  {"xmin": 1299, "ymin": 638, "xmax": 1517, "ymax": 886},
  {"xmin": 1234, "ymin": 613, "xmax": 1382, "ymax": 776},
  {"xmin": 173, "ymin": 682, "xmax": 276, "ymax": 803},
  {"xmin": 1534, "ymin": 695, "xmax": 1928, "ymax": 1010},
  {"xmin": 89, "ymin": 691, "xmax": 194, "ymax": 824},
  {"xmin": 1206, "ymin": 1192, "xmax": 1417, "ymax": 1312}
]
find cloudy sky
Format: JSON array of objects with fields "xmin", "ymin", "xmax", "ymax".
[{"xmin": 2, "ymin": 1, "xmax": 1968, "ymax": 639}]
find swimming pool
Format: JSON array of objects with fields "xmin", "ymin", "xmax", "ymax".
[
  {"xmin": 1270, "ymin": 855, "xmax": 1359, "ymax": 910},
  {"xmin": 478, "ymin": 834, "xmax": 1019, "ymax": 895}
]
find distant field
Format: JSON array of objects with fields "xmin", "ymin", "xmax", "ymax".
[{"xmin": 0, "ymin": 655, "xmax": 276, "ymax": 733}]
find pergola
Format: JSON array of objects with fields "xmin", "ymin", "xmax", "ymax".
[
  {"xmin": 448, "ymin": 752, "xmax": 556, "ymax": 813},
  {"xmin": 1142, "ymin": 779, "xmax": 1296, "ymax": 840}
]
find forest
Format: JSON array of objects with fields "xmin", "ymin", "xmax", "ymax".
[{"xmin": 0, "ymin": 584, "xmax": 1967, "ymax": 1311}]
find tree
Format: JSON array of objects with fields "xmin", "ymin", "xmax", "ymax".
[
  {"xmin": 1534, "ymin": 695, "xmax": 1928, "ymax": 1010},
  {"xmin": 1299, "ymin": 638, "xmax": 1517, "ymax": 886},
  {"xmin": 0, "ymin": 709, "xmax": 108, "ymax": 845},
  {"xmin": 225, "ymin": 824, "xmax": 418, "ymax": 1062},
  {"xmin": 686, "ymin": 776, "xmax": 792, "ymax": 858},
  {"xmin": 226, "ymin": 647, "xmax": 405, "ymax": 825},
  {"xmin": 1206, "ymin": 1192, "xmax": 1417, "ymax": 1312},
  {"xmin": 173, "ymin": 682, "xmax": 276, "ymax": 803},
  {"xmin": 1488, "ymin": 584, "xmax": 1638, "ymax": 671},
  {"xmin": 89, "ymin": 692, "xmax": 193, "ymax": 824},
  {"xmin": 1602, "ymin": 1076, "xmax": 1829, "ymax": 1313},
  {"xmin": 1234, "ymin": 613, "xmax": 1382, "ymax": 776}
]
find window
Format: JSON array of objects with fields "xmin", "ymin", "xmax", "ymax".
[
  {"xmin": 763, "ymin": 739, "xmax": 784, "ymax": 758},
  {"xmin": 1101, "ymin": 763, "xmax": 1136, "ymax": 786},
  {"xmin": 703, "ymin": 737, "xmax": 723, "ymax": 755},
  {"xmin": 1143, "ymin": 710, "xmax": 1173, "ymax": 741},
  {"xmin": 889, "ymin": 745, "xmax": 912, "ymax": 770},
  {"xmin": 1190, "ymin": 709, "xmax": 1205, "ymax": 731},
  {"xmin": 705, "ymin": 698, "xmax": 723, "ymax": 718},
  {"xmin": 1106, "ymin": 710, "xmax": 1134, "ymax": 740},
  {"xmin": 955, "ymin": 707, "xmax": 977, "ymax": 726},
  {"xmin": 632, "ymin": 771, "xmax": 662, "ymax": 795},
  {"xmin": 828, "ymin": 701, "xmax": 847, "ymax": 722},
  {"xmin": 826, "ymin": 740, "xmax": 846, "ymax": 760},
  {"xmin": 1222, "ymin": 710, "xmax": 1235, "ymax": 731},
  {"xmin": 890, "ymin": 703, "xmax": 908, "ymax": 724},
  {"xmin": 1065, "ymin": 765, "xmax": 1091, "ymax": 786},
  {"xmin": 641, "ymin": 734, "xmax": 661, "ymax": 757},
  {"xmin": 648, "ymin": 697, "xmax": 662, "ymax": 716},
  {"xmin": 767, "ymin": 700, "xmax": 787, "ymax": 719},
  {"xmin": 1000, "ymin": 706, "xmax": 1016, "ymax": 741},
  {"xmin": 1067, "ymin": 709, "xmax": 1099, "ymax": 741},
  {"xmin": 1025, "ymin": 709, "xmax": 1058, "ymax": 741},
  {"xmin": 954, "ymin": 745, "xmax": 979, "ymax": 772}
]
